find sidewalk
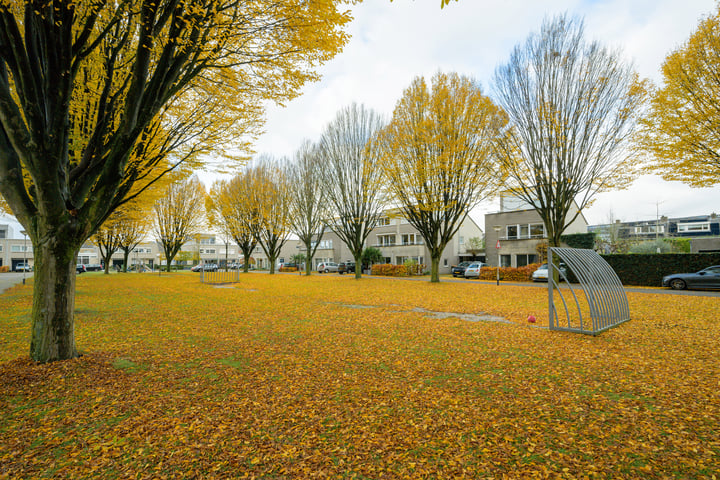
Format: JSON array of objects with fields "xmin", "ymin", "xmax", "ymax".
[{"xmin": 0, "ymin": 272, "xmax": 31, "ymax": 294}]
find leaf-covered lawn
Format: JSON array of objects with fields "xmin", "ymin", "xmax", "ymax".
[{"xmin": 1, "ymin": 273, "xmax": 718, "ymax": 478}]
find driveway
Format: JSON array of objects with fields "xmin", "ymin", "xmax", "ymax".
[{"xmin": 0, "ymin": 272, "xmax": 32, "ymax": 294}]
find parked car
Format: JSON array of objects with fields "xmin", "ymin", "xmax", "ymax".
[
  {"xmin": 84, "ymin": 264, "xmax": 103, "ymax": 272},
  {"xmin": 14, "ymin": 263, "xmax": 32, "ymax": 272},
  {"xmin": 531, "ymin": 263, "xmax": 568, "ymax": 282},
  {"xmin": 76, "ymin": 264, "xmax": 86, "ymax": 274},
  {"xmin": 279, "ymin": 263, "xmax": 298, "ymax": 272},
  {"xmin": 317, "ymin": 262, "xmax": 338, "ymax": 273},
  {"xmin": 204, "ymin": 264, "xmax": 218, "ymax": 272},
  {"xmin": 463, "ymin": 262, "xmax": 488, "ymax": 279},
  {"xmin": 662, "ymin": 265, "xmax": 720, "ymax": 290},
  {"xmin": 338, "ymin": 262, "xmax": 356, "ymax": 274},
  {"xmin": 190, "ymin": 264, "xmax": 203, "ymax": 272},
  {"xmin": 451, "ymin": 261, "xmax": 472, "ymax": 277}
]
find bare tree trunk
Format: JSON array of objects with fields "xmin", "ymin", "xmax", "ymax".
[
  {"xmin": 30, "ymin": 239, "xmax": 79, "ymax": 362},
  {"xmin": 122, "ymin": 249, "xmax": 130, "ymax": 272}
]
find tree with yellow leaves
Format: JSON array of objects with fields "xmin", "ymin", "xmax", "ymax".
[
  {"xmin": 638, "ymin": 6, "xmax": 720, "ymax": 187},
  {"xmin": 153, "ymin": 176, "xmax": 206, "ymax": 273},
  {"xmin": 246, "ymin": 160, "xmax": 293, "ymax": 275},
  {"xmin": 115, "ymin": 203, "xmax": 154, "ymax": 273},
  {"xmin": 493, "ymin": 14, "xmax": 647, "ymax": 248},
  {"xmin": 380, "ymin": 72, "xmax": 506, "ymax": 282},
  {"xmin": 207, "ymin": 176, "xmax": 259, "ymax": 274},
  {"xmin": 0, "ymin": 0, "xmax": 354, "ymax": 362}
]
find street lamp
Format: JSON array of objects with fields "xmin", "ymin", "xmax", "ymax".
[
  {"xmin": 21, "ymin": 230, "xmax": 27, "ymax": 285},
  {"xmin": 493, "ymin": 225, "xmax": 501, "ymax": 286}
]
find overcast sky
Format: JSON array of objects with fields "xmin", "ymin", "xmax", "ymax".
[
  {"xmin": 2, "ymin": 0, "xmax": 719, "ymax": 236},
  {"xmin": 243, "ymin": 0, "xmax": 720, "ymax": 228}
]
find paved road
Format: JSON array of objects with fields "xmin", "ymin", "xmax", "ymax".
[
  {"xmin": 364, "ymin": 273, "xmax": 720, "ymax": 297},
  {"xmin": 0, "ymin": 272, "xmax": 32, "ymax": 294}
]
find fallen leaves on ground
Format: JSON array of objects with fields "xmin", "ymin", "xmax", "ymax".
[{"xmin": 0, "ymin": 273, "xmax": 718, "ymax": 478}]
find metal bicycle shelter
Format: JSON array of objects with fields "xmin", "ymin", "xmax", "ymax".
[{"xmin": 548, "ymin": 247, "xmax": 630, "ymax": 335}]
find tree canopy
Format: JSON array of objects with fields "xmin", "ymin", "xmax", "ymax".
[
  {"xmin": 380, "ymin": 72, "xmax": 505, "ymax": 282},
  {"xmin": 493, "ymin": 14, "xmax": 647, "ymax": 247},
  {"xmin": 0, "ymin": 0, "xmax": 355, "ymax": 362},
  {"xmin": 319, "ymin": 103, "xmax": 386, "ymax": 279},
  {"xmin": 638, "ymin": 5, "xmax": 720, "ymax": 187}
]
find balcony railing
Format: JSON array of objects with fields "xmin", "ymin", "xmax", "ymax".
[{"xmin": 374, "ymin": 241, "xmax": 424, "ymax": 247}]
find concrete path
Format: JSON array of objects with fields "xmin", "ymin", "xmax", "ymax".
[{"xmin": 0, "ymin": 272, "xmax": 31, "ymax": 294}]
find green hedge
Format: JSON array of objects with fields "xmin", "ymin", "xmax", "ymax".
[
  {"xmin": 561, "ymin": 233, "xmax": 596, "ymax": 250},
  {"xmin": 601, "ymin": 253, "xmax": 720, "ymax": 287}
]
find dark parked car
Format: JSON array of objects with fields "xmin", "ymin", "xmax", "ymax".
[
  {"xmin": 76, "ymin": 264, "xmax": 86, "ymax": 274},
  {"xmin": 338, "ymin": 262, "xmax": 356, "ymax": 274},
  {"xmin": 662, "ymin": 265, "xmax": 720, "ymax": 290},
  {"xmin": 85, "ymin": 264, "xmax": 103, "ymax": 272},
  {"xmin": 451, "ymin": 261, "xmax": 472, "ymax": 277}
]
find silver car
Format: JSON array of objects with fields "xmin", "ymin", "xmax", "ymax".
[
  {"xmin": 317, "ymin": 262, "xmax": 338, "ymax": 273},
  {"xmin": 463, "ymin": 262, "xmax": 488, "ymax": 279},
  {"xmin": 532, "ymin": 263, "xmax": 567, "ymax": 282}
]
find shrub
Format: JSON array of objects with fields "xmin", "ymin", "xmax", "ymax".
[
  {"xmin": 478, "ymin": 263, "xmax": 541, "ymax": 282},
  {"xmin": 0, "ymin": 266, "xmax": 9, "ymax": 273}
]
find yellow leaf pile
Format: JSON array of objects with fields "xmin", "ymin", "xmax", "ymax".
[{"xmin": 0, "ymin": 273, "xmax": 718, "ymax": 478}]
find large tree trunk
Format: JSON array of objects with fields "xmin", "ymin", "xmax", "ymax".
[
  {"xmin": 354, "ymin": 253, "xmax": 362, "ymax": 279},
  {"xmin": 243, "ymin": 250, "xmax": 251, "ymax": 273},
  {"xmin": 430, "ymin": 254, "xmax": 441, "ymax": 283},
  {"xmin": 122, "ymin": 249, "xmax": 130, "ymax": 272},
  {"xmin": 30, "ymin": 239, "xmax": 79, "ymax": 363}
]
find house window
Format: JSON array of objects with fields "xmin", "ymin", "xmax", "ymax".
[
  {"xmin": 506, "ymin": 225, "xmax": 518, "ymax": 239},
  {"xmin": 377, "ymin": 217, "xmax": 391, "ymax": 227},
  {"xmin": 678, "ymin": 222, "xmax": 710, "ymax": 233},
  {"xmin": 384, "ymin": 257, "xmax": 391, "ymax": 264},
  {"xmin": 516, "ymin": 254, "xmax": 537, "ymax": 267},
  {"xmin": 0, "ymin": 245, "xmax": 3, "ymax": 252},
  {"xmin": 634, "ymin": 224, "xmax": 665, "ymax": 234},
  {"xmin": 443, "ymin": 258, "xmax": 448, "ymax": 266},
  {"xmin": 377, "ymin": 234, "xmax": 395, "ymax": 246},
  {"xmin": 0, "ymin": 230, "xmax": 5, "ymax": 239},
  {"xmin": 530, "ymin": 224, "xmax": 545, "ymax": 238},
  {"xmin": 401, "ymin": 233, "xmax": 419, "ymax": 245},
  {"xmin": 279, "ymin": 258, "xmax": 285, "ymax": 264},
  {"xmin": 11, "ymin": 245, "xmax": 30, "ymax": 253},
  {"xmin": 501, "ymin": 254, "xmax": 512, "ymax": 267},
  {"xmin": 459, "ymin": 236, "xmax": 464, "ymax": 244}
]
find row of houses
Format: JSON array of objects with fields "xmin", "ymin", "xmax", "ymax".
[
  {"xmin": 3, "ymin": 199, "xmax": 719, "ymax": 272},
  {"xmin": 0, "ymin": 211, "xmax": 485, "ymax": 274}
]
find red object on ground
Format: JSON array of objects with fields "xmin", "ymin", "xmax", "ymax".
[{"xmin": 527, "ymin": 315, "xmax": 536, "ymax": 323}]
